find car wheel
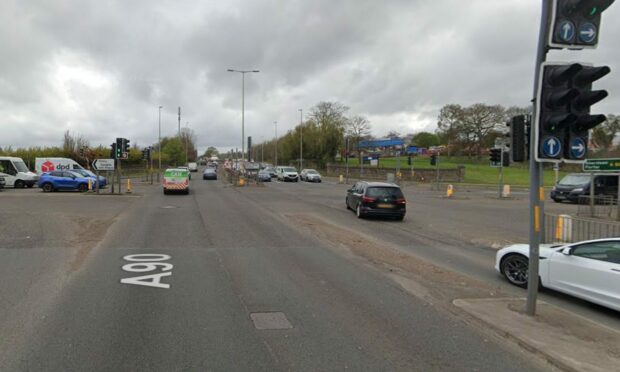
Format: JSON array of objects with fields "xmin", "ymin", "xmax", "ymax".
[
  {"xmin": 14, "ymin": 180, "xmax": 25, "ymax": 188},
  {"xmin": 500, "ymin": 254, "xmax": 529, "ymax": 288},
  {"xmin": 163, "ymin": 189, "xmax": 168, "ymax": 195},
  {"xmin": 42, "ymin": 183, "xmax": 54, "ymax": 192},
  {"xmin": 78, "ymin": 183, "xmax": 88, "ymax": 192},
  {"xmin": 356, "ymin": 203, "xmax": 364, "ymax": 219},
  {"xmin": 345, "ymin": 197, "xmax": 350, "ymax": 210},
  {"xmin": 552, "ymin": 198, "xmax": 560, "ymax": 203}
]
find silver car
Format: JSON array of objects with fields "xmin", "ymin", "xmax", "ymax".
[{"xmin": 300, "ymin": 169, "xmax": 322, "ymax": 183}]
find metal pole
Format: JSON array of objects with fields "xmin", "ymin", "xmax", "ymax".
[
  {"xmin": 242, "ymin": 73, "xmax": 245, "ymax": 162},
  {"xmin": 274, "ymin": 121, "xmax": 278, "ymax": 166},
  {"xmin": 435, "ymin": 153, "xmax": 439, "ymax": 190},
  {"xmin": 345, "ymin": 137, "xmax": 349, "ymax": 184},
  {"xmin": 185, "ymin": 122, "xmax": 189, "ymax": 165},
  {"xmin": 499, "ymin": 150, "xmax": 504, "ymax": 198},
  {"xmin": 617, "ymin": 174, "xmax": 620, "ymax": 221},
  {"xmin": 158, "ymin": 106, "xmax": 162, "ymax": 179},
  {"xmin": 178, "ymin": 107, "xmax": 181, "ymax": 137},
  {"xmin": 526, "ymin": 0, "xmax": 550, "ymax": 316},
  {"xmin": 590, "ymin": 172, "xmax": 595, "ymax": 217},
  {"xmin": 299, "ymin": 108, "xmax": 303, "ymax": 170}
]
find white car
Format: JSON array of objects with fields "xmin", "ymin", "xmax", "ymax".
[
  {"xmin": 275, "ymin": 166, "xmax": 299, "ymax": 182},
  {"xmin": 496, "ymin": 238, "xmax": 620, "ymax": 311}
]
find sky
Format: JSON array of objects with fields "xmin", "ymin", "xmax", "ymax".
[{"xmin": 1, "ymin": 0, "xmax": 620, "ymax": 154}]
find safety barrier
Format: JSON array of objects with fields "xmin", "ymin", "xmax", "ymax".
[{"xmin": 544, "ymin": 213, "xmax": 620, "ymax": 244}]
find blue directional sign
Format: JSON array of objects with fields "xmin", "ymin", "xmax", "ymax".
[
  {"xmin": 570, "ymin": 138, "xmax": 586, "ymax": 159},
  {"xmin": 555, "ymin": 20, "xmax": 575, "ymax": 43},
  {"xmin": 542, "ymin": 136, "xmax": 561, "ymax": 158},
  {"xmin": 579, "ymin": 22, "xmax": 597, "ymax": 44}
]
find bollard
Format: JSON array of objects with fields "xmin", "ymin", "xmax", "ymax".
[
  {"xmin": 239, "ymin": 178, "xmax": 245, "ymax": 187},
  {"xmin": 339, "ymin": 175, "xmax": 344, "ymax": 184},
  {"xmin": 126, "ymin": 179, "xmax": 132, "ymax": 194},
  {"xmin": 88, "ymin": 178, "xmax": 92, "ymax": 191},
  {"xmin": 446, "ymin": 184, "xmax": 454, "ymax": 198},
  {"xmin": 502, "ymin": 184, "xmax": 511, "ymax": 198},
  {"xmin": 554, "ymin": 214, "xmax": 572, "ymax": 242}
]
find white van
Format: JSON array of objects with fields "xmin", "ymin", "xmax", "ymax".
[
  {"xmin": 35, "ymin": 158, "xmax": 84, "ymax": 175},
  {"xmin": 0, "ymin": 157, "xmax": 39, "ymax": 188}
]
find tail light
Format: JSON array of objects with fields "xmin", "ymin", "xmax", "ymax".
[
  {"xmin": 396, "ymin": 198, "xmax": 407, "ymax": 205},
  {"xmin": 361, "ymin": 196, "xmax": 376, "ymax": 203}
]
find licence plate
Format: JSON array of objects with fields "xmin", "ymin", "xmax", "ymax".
[{"xmin": 377, "ymin": 203, "xmax": 394, "ymax": 209}]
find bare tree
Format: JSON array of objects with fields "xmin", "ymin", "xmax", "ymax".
[
  {"xmin": 437, "ymin": 104, "xmax": 463, "ymax": 156},
  {"xmin": 591, "ymin": 114, "xmax": 620, "ymax": 150},
  {"xmin": 346, "ymin": 115, "xmax": 371, "ymax": 158},
  {"xmin": 462, "ymin": 104, "xmax": 506, "ymax": 156}
]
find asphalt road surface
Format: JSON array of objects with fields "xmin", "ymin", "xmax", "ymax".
[{"xmin": 0, "ymin": 174, "xmax": 612, "ymax": 371}]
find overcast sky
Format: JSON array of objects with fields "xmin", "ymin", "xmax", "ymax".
[{"xmin": 1, "ymin": 0, "xmax": 620, "ymax": 153}]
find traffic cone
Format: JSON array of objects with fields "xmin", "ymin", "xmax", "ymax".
[
  {"xmin": 126, "ymin": 179, "xmax": 132, "ymax": 193},
  {"xmin": 446, "ymin": 184, "xmax": 454, "ymax": 198}
]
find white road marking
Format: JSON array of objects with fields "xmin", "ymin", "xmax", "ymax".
[{"xmin": 120, "ymin": 254, "xmax": 173, "ymax": 289}]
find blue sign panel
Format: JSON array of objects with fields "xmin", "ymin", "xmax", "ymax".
[{"xmin": 542, "ymin": 136, "xmax": 561, "ymax": 158}]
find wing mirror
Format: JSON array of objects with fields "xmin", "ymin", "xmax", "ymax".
[{"xmin": 561, "ymin": 247, "xmax": 572, "ymax": 255}]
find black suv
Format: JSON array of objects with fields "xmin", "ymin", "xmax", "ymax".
[{"xmin": 346, "ymin": 181, "xmax": 406, "ymax": 220}]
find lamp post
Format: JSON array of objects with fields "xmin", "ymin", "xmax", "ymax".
[
  {"xmin": 274, "ymin": 121, "xmax": 278, "ymax": 166},
  {"xmin": 158, "ymin": 105, "xmax": 163, "ymax": 176},
  {"xmin": 227, "ymin": 69, "xmax": 259, "ymax": 162},
  {"xmin": 185, "ymin": 122, "xmax": 189, "ymax": 165},
  {"xmin": 299, "ymin": 108, "xmax": 303, "ymax": 170}
]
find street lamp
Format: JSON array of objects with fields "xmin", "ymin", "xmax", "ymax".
[
  {"xmin": 274, "ymin": 121, "xmax": 278, "ymax": 166},
  {"xmin": 227, "ymin": 69, "xmax": 259, "ymax": 162},
  {"xmin": 299, "ymin": 108, "xmax": 303, "ymax": 170},
  {"xmin": 185, "ymin": 121, "xmax": 189, "ymax": 165},
  {"xmin": 158, "ymin": 105, "xmax": 163, "ymax": 173}
]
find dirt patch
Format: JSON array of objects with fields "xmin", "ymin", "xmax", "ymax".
[
  {"xmin": 285, "ymin": 213, "xmax": 507, "ymax": 307},
  {"xmin": 68, "ymin": 217, "xmax": 115, "ymax": 271}
]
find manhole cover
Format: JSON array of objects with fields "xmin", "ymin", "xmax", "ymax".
[
  {"xmin": 250, "ymin": 312, "xmax": 293, "ymax": 330},
  {"xmin": 161, "ymin": 206, "xmax": 178, "ymax": 209}
]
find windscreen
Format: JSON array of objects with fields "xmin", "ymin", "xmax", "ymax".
[
  {"xmin": 559, "ymin": 174, "xmax": 590, "ymax": 186},
  {"xmin": 13, "ymin": 160, "xmax": 30, "ymax": 173},
  {"xmin": 283, "ymin": 167, "xmax": 297, "ymax": 172}
]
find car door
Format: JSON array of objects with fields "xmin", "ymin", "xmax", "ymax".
[
  {"xmin": 351, "ymin": 183, "xmax": 364, "ymax": 207},
  {"xmin": 548, "ymin": 240, "xmax": 620, "ymax": 309},
  {"xmin": 346, "ymin": 182, "xmax": 357, "ymax": 207},
  {"xmin": 61, "ymin": 171, "xmax": 78, "ymax": 189}
]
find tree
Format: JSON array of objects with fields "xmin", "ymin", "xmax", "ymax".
[
  {"xmin": 591, "ymin": 114, "xmax": 620, "ymax": 150},
  {"xmin": 162, "ymin": 137, "xmax": 185, "ymax": 166},
  {"xmin": 308, "ymin": 101, "xmax": 349, "ymax": 166},
  {"xmin": 386, "ymin": 130, "xmax": 401, "ymax": 139},
  {"xmin": 203, "ymin": 146, "xmax": 219, "ymax": 158},
  {"xmin": 411, "ymin": 132, "xmax": 439, "ymax": 148},
  {"xmin": 346, "ymin": 115, "xmax": 371, "ymax": 159},
  {"xmin": 436, "ymin": 104, "xmax": 464, "ymax": 156}
]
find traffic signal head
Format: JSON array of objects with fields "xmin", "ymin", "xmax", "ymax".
[
  {"xmin": 407, "ymin": 155, "xmax": 412, "ymax": 165},
  {"xmin": 489, "ymin": 148, "xmax": 502, "ymax": 163},
  {"xmin": 115, "ymin": 138, "xmax": 123, "ymax": 159},
  {"xmin": 551, "ymin": 0, "xmax": 615, "ymax": 49},
  {"xmin": 536, "ymin": 62, "xmax": 610, "ymax": 162},
  {"xmin": 430, "ymin": 154, "xmax": 437, "ymax": 166},
  {"xmin": 508, "ymin": 115, "xmax": 527, "ymax": 162},
  {"xmin": 121, "ymin": 138, "xmax": 130, "ymax": 153}
]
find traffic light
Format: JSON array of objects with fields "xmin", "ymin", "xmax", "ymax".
[
  {"xmin": 502, "ymin": 151, "xmax": 510, "ymax": 167},
  {"xmin": 430, "ymin": 154, "xmax": 437, "ymax": 166},
  {"xmin": 407, "ymin": 155, "xmax": 412, "ymax": 165},
  {"xmin": 565, "ymin": 65, "xmax": 610, "ymax": 160},
  {"xmin": 535, "ymin": 62, "xmax": 610, "ymax": 162},
  {"xmin": 489, "ymin": 148, "xmax": 501, "ymax": 163},
  {"xmin": 121, "ymin": 138, "xmax": 130, "ymax": 153},
  {"xmin": 508, "ymin": 115, "xmax": 527, "ymax": 162},
  {"xmin": 115, "ymin": 138, "xmax": 123, "ymax": 159},
  {"xmin": 550, "ymin": 0, "xmax": 615, "ymax": 49}
]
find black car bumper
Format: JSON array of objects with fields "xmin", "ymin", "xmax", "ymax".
[
  {"xmin": 203, "ymin": 175, "xmax": 217, "ymax": 180},
  {"xmin": 550, "ymin": 190, "xmax": 580, "ymax": 202},
  {"xmin": 360, "ymin": 206, "xmax": 406, "ymax": 217}
]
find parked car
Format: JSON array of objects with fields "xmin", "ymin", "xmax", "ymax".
[
  {"xmin": 345, "ymin": 181, "xmax": 406, "ymax": 220},
  {"xmin": 551, "ymin": 173, "xmax": 618, "ymax": 203},
  {"xmin": 276, "ymin": 166, "xmax": 299, "ymax": 182},
  {"xmin": 0, "ymin": 156, "xmax": 39, "ymax": 188},
  {"xmin": 263, "ymin": 167, "xmax": 276, "ymax": 178},
  {"xmin": 38, "ymin": 171, "xmax": 90, "ymax": 192},
  {"xmin": 203, "ymin": 168, "xmax": 217, "ymax": 180},
  {"xmin": 257, "ymin": 169, "xmax": 272, "ymax": 182},
  {"xmin": 71, "ymin": 169, "xmax": 107, "ymax": 188},
  {"xmin": 300, "ymin": 169, "xmax": 322, "ymax": 182},
  {"xmin": 163, "ymin": 168, "xmax": 190, "ymax": 194},
  {"xmin": 496, "ymin": 238, "xmax": 620, "ymax": 311},
  {"xmin": 188, "ymin": 162, "xmax": 198, "ymax": 172}
]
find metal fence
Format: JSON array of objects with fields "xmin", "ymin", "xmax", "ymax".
[
  {"xmin": 577, "ymin": 195, "xmax": 618, "ymax": 219},
  {"xmin": 544, "ymin": 213, "xmax": 620, "ymax": 244}
]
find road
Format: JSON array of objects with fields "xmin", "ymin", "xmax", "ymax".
[{"xmin": 0, "ymin": 174, "xmax": 614, "ymax": 371}]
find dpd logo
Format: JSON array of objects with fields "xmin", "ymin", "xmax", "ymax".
[{"xmin": 41, "ymin": 161, "xmax": 55, "ymax": 172}]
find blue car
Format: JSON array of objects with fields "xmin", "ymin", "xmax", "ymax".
[
  {"xmin": 38, "ymin": 171, "xmax": 91, "ymax": 192},
  {"xmin": 72, "ymin": 169, "xmax": 107, "ymax": 187}
]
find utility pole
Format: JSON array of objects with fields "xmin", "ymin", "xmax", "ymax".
[
  {"xmin": 185, "ymin": 122, "xmax": 189, "ymax": 165},
  {"xmin": 227, "ymin": 69, "xmax": 260, "ymax": 163},
  {"xmin": 299, "ymin": 108, "xmax": 303, "ymax": 170},
  {"xmin": 274, "ymin": 121, "xmax": 278, "ymax": 166},
  {"xmin": 178, "ymin": 107, "xmax": 181, "ymax": 137},
  {"xmin": 158, "ymin": 106, "xmax": 163, "ymax": 180}
]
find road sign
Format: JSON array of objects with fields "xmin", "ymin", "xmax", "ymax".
[
  {"xmin": 583, "ymin": 158, "xmax": 620, "ymax": 172},
  {"xmin": 579, "ymin": 22, "xmax": 597, "ymax": 43},
  {"xmin": 93, "ymin": 159, "xmax": 115, "ymax": 171},
  {"xmin": 542, "ymin": 136, "xmax": 561, "ymax": 158},
  {"xmin": 556, "ymin": 19, "xmax": 576, "ymax": 43},
  {"xmin": 569, "ymin": 137, "xmax": 586, "ymax": 159},
  {"xmin": 549, "ymin": 0, "xmax": 614, "ymax": 49}
]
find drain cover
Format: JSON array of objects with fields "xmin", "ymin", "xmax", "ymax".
[{"xmin": 250, "ymin": 312, "xmax": 293, "ymax": 330}]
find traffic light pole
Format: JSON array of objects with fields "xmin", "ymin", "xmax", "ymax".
[
  {"xmin": 499, "ymin": 151, "xmax": 504, "ymax": 199},
  {"xmin": 527, "ymin": 0, "xmax": 551, "ymax": 316}
]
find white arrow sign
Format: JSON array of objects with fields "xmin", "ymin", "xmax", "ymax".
[
  {"xmin": 93, "ymin": 159, "xmax": 115, "ymax": 171},
  {"xmin": 562, "ymin": 23, "xmax": 572, "ymax": 40},
  {"xmin": 580, "ymin": 28, "xmax": 595, "ymax": 38},
  {"xmin": 572, "ymin": 142, "xmax": 585, "ymax": 153},
  {"xmin": 548, "ymin": 138, "xmax": 557, "ymax": 154}
]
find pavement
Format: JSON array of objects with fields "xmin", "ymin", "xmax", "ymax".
[{"xmin": 0, "ymin": 173, "xmax": 618, "ymax": 371}]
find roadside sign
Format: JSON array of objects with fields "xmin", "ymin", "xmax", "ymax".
[
  {"xmin": 93, "ymin": 159, "xmax": 115, "ymax": 171},
  {"xmin": 583, "ymin": 158, "xmax": 620, "ymax": 172}
]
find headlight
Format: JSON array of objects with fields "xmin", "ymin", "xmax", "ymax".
[
  {"xmin": 552, "ymin": 186, "xmax": 556, "ymax": 191},
  {"xmin": 571, "ymin": 188, "xmax": 584, "ymax": 193}
]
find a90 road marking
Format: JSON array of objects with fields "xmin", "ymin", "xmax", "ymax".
[{"xmin": 120, "ymin": 254, "xmax": 173, "ymax": 289}]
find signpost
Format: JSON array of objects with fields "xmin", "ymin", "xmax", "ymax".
[
  {"xmin": 93, "ymin": 159, "xmax": 115, "ymax": 171},
  {"xmin": 583, "ymin": 158, "xmax": 620, "ymax": 171}
]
